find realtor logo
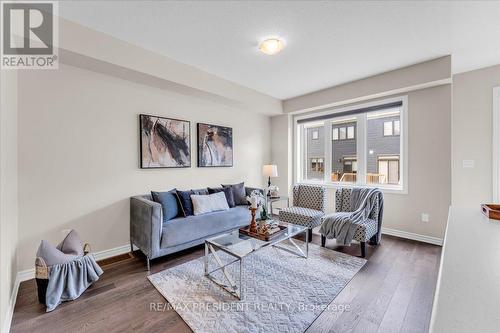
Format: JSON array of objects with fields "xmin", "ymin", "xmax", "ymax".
[{"xmin": 1, "ymin": 1, "xmax": 58, "ymax": 69}]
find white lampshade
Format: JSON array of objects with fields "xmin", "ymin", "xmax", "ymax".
[{"xmin": 262, "ymin": 164, "xmax": 278, "ymax": 177}]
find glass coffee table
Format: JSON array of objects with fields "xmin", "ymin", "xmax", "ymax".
[{"xmin": 204, "ymin": 222, "xmax": 308, "ymax": 300}]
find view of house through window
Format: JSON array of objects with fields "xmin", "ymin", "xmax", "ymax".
[
  {"xmin": 366, "ymin": 109, "xmax": 401, "ymax": 185},
  {"xmin": 298, "ymin": 100, "xmax": 404, "ymax": 189},
  {"xmin": 332, "ymin": 119, "xmax": 357, "ymax": 183},
  {"xmin": 303, "ymin": 125, "xmax": 325, "ymax": 181}
]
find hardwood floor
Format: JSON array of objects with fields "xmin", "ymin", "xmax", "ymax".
[{"xmin": 10, "ymin": 234, "xmax": 441, "ymax": 333}]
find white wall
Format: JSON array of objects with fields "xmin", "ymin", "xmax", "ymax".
[
  {"xmin": 0, "ymin": 70, "xmax": 18, "ymax": 332},
  {"xmin": 16, "ymin": 64, "xmax": 271, "ymax": 271},
  {"xmin": 271, "ymin": 114, "xmax": 293, "ymax": 198},
  {"xmin": 283, "ymin": 56, "xmax": 451, "ymax": 113},
  {"xmin": 452, "ymin": 64, "xmax": 500, "ymax": 206}
]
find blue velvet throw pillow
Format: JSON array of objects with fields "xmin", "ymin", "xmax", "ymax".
[
  {"xmin": 176, "ymin": 190, "xmax": 195, "ymax": 217},
  {"xmin": 151, "ymin": 190, "xmax": 179, "ymax": 223},
  {"xmin": 208, "ymin": 187, "xmax": 235, "ymax": 207}
]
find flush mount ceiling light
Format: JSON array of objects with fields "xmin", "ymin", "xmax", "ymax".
[{"xmin": 258, "ymin": 38, "xmax": 285, "ymax": 55}]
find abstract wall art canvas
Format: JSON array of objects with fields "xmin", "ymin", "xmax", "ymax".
[
  {"xmin": 197, "ymin": 123, "xmax": 233, "ymax": 167},
  {"xmin": 140, "ymin": 114, "xmax": 191, "ymax": 168}
]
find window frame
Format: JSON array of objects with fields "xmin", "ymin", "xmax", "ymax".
[
  {"xmin": 493, "ymin": 86, "xmax": 500, "ymax": 201},
  {"xmin": 294, "ymin": 96, "xmax": 408, "ymax": 194}
]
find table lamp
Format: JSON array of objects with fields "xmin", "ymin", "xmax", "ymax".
[{"xmin": 262, "ymin": 164, "xmax": 278, "ymax": 187}]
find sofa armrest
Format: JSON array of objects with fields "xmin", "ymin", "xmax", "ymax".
[{"xmin": 130, "ymin": 196, "xmax": 162, "ymax": 259}]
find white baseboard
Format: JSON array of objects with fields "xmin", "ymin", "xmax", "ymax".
[
  {"xmin": 381, "ymin": 227, "xmax": 443, "ymax": 246},
  {"xmin": 17, "ymin": 243, "xmax": 132, "ymax": 282},
  {"xmin": 3, "ymin": 275, "xmax": 20, "ymax": 333},
  {"xmin": 93, "ymin": 244, "xmax": 132, "ymax": 261}
]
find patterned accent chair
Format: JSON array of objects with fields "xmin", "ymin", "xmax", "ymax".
[
  {"xmin": 321, "ymin": 188, "xmax": 382, "ymax": 257},
  {"xmin": 279, "ymin": 185, "xmax": 327, "ymax": 242}
]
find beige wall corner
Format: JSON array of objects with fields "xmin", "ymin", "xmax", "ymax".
[
  {"xmin": 271, "ymin": 114, "xmax": 293, "ymax": 199},
  {"xmin": 283, "ymin": 56, "xmax": 452, "ymax": 114},
  {"xmin": 0, "ymin": 70, "xmax": 19, "ymax": 333},
  {"xmin": 452, "ymin": 64, "xmax": 500, "ymax": 206}
]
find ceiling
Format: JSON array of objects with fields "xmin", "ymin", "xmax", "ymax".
[{"xmin": 59, "ymin": 1, "xmax": 500, "ymax": 100}]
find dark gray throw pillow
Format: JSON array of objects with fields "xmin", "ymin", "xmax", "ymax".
[
  {"xmin": 176, "ymin": 189, "xmax": 195, "ymax": 216},
  {"xmin": 222, "ymin": 182, "xmax": 247, "ymax": 205},
  {"xmin": 208, "ymin": 187, "xmax": 235, "ymax": 207}
]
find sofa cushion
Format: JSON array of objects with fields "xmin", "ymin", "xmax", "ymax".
[
  {"xmin": 191, "ymin": 192, "xmax": 230, "ymax": 215},
  {"xmin": 151, "ymin": 189, "xmax": 179, "ymax": 222},
  {"xmin": 161, "ymin": 206, "xmax": 250, "ymax": 248},
  {"xmin": 208, "ymin": 187, "xmax": 235, "ymax": 207},
  {"xmin": 222, "ymin": 182, "xmax": 247, "ymax": 205}
]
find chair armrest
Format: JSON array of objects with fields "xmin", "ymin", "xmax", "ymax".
[{"xmin": 130, "ymin": 196, "xmax": 163, "ymax": 259}]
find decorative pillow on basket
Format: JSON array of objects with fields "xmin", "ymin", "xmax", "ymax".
[
  {"xmin": 37, "ymin": 230, "xmax": 84, "ymax": 266},
  {"xmin": 222, "ymin": 182, "xmax": 247, "ymax": 205},
  {"xmin": 56, "ymin": 229, "xmax": 84, "ymax": 256},
  {"xmin": 191, "ymin": 192, "xmax": 230, "ymax": 215},
  {"xmin": 35, "ymin": 229, "xmax": 103, "ymax": 312}
]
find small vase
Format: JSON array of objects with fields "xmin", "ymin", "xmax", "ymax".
[{"xmin": 261, "ymin": 206, "xmax": 268, "ymax": 221}]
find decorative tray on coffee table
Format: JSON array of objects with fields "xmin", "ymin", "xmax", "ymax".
[
  {"xmin": 481, "ymin": 204, "xmax": 500, "ymax": 220},
  {"xmin": 239, "ymin": 224, "xmax": 287, "ymax": 241}
]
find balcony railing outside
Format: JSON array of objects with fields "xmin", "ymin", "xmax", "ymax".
[{"xmin": 333, "ymin": 172, "xmax": 387, "ymax": 184}]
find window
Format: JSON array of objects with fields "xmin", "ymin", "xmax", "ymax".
[
  {"xmin": 376, "ymin": 156, "xmax": 400, "ymax": 184},
  {"xmin": 383, "ymin": 120, "xmax": 400, "ymax": 136},
  {"xmin": 347, "ymin": 126, "xmax": 355, "ymax": 139},
  {"xmin": 332, "ymin": 125, "xmax": 354, "ymax": 141},
  {"xmin": 394, "ymin": 120, "xmax": 400, "ymax": 136},
  {"xmin": 383, "ymin": 121, "xmax": 393, "ymax": 136},
  {"xmin": 339, "ymin": 127, "xmax": 346, "ymax": 140},
  {"xmin": 296, "ymin": 97, "xmax": 407, "ymax": 192},
  {"xmin": 332, "ymin": 128, "xmax": 339, "ymax": 140},
  {"xmin": 311, "ymin": 158, "xmax": 324, "ymax": 172},
  {"xmin": 312, "ymin": 130, "xmax": 319, "ymax": 140}
]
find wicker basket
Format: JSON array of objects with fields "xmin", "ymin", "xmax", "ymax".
[{"xmin": 35, "ymin": 243, "xmax": 91, "ymax": 305}]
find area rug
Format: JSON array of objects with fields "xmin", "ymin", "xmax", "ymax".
[{"xmin": 148, "ymin": 241, "xmax": 366, "ymax": 333}]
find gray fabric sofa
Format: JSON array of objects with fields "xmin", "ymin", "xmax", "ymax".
[{"xmin": 130, "ymin": 187, "xmax": 260, "ymax": 270}]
